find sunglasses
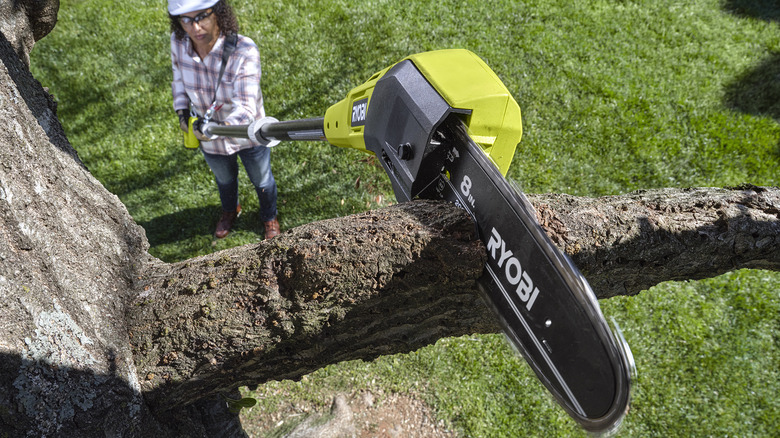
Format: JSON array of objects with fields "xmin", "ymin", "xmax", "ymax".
[{"xmin": 179, "ymin": 9, "xmax": 214, "ymax": 26}]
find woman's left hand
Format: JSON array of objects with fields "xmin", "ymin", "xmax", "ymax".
[
  {"xmin": 194, "ymin": 129, "xmax": 211, "ymax": 141},
  {"xmin": 194, "ymin": 121, "xmax": 228, "ymax": 141}
]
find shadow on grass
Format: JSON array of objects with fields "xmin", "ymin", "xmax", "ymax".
[
  {"xmin": 722, "ymin": 1, "xmax": 780, "ymax": 156},
  {"xmin": 137, "ymin": 204, "xmax": 269, "ymax": 247},
  {"xmin": 138, "ymin": 205, "xmax": 217, "ymax": 247},
  {"xmin": 107, "ymin": 146, "xmax": 207, "ymax": 198},
  {"xmin": 723, "ymin": 53, "xmax": 780, "ymax": 121},
  {"xmin": 722, "ymin": 0, "xmax": 780, "ymax": 120},
  {"xmin": 723, "ymin": 0, "xmax": 780, "ymax": 22}
]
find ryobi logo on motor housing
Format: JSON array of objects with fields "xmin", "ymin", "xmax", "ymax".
[{"xmin": 351, "ymin": 98, "xmax": 368, "ymax": 126}]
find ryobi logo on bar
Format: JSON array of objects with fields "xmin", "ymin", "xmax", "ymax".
[
  {"xmin": 351, "ymin": 98, "xmax": 368, "ymax": 126},
  {"xmin": 486, "ymin": 227, "xmax": 541, "ymax": 311}
]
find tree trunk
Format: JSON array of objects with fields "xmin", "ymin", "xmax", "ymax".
[
  {"xmin": 0, "ymin": 20, "xmax": 162, "ymax": 436},
  {"xmin": 1, "ymin": 4, "xmax": 779, "ymax": 435}
]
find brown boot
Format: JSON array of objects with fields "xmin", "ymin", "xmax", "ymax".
[
  {"xmin": 264, "ymin": 217, "xmax": 280, "ymax": 240},
  {"xmin": 215, "ymin": 205, "xmax": 241, "ymax": 238}
]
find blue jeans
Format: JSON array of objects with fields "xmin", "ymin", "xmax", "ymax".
[{"xmin": 201, "ymin": 146, "xmax": 278, "ymax": 222}]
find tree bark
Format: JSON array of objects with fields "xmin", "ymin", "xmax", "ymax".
[
  {"xmin": 0, "ymin": 20, "xmax": 161, "ymax": 436},
  {"xmin": 0, "ymin": 0, "xmax": 58, "ymax": 66},
  {"xmin": 126, "ymin": 186, "xmax": 780, "ymax": 412},
  {"xmin": 1, "ymin": 4, "xmax": 779, "ymax": 435},
  {"xmin": 127, "ymin": 201, "xmax": 488, "ymax": 411},
  {"xmin": 528, "ymin": 185, "xmax": 780, "ymax": 297}
]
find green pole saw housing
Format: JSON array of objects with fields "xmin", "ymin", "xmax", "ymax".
[{"xmin": 323, "ymin": 49, "xmax": 522, "ymax": 177}]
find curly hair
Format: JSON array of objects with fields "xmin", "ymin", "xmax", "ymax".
[{"xmin": 169, "ymin": 0, "xmax": 239, "ymax": 40}]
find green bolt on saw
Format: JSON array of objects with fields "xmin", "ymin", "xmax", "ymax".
[{"xmin": 204, "ymin": 49, "xmax": 634, "ymax": 434}]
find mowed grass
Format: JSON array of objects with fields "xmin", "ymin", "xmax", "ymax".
[{"xmin": 30, "ymin": 0, "xmax": 779, "ymax": 436}]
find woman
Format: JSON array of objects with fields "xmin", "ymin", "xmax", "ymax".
[{"xmin": 168, "ymin": 0, "xmax": 279, "ymax": 239}]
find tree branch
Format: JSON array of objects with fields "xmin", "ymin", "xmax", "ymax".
[
  {"xmin": 128, "ymin": 200, "xmax": 491, "ymax": 411},
  {"xmin": 128, "ymin": 186, "xmax": 779, "ymax": 411},
  {"xmin": 529, "ymin": 185, "xmax": 780, "ymax": 297}
]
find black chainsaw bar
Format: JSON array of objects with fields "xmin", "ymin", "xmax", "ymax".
[
  {"xmin": 418, "ymin": 117, "xmax": 633, "ymax": 432},
  {"xmin": 358, "ymin": 57, "xmax": 633, "ymax": 433}
]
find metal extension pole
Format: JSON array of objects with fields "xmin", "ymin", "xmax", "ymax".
[
  {"xmin": 206, "ymin": 124, "xmax": 251, "ymax": 139},
  {"xmin": 259, "ymin": 117, "xmax": 325, "ymax": 142},
  {"xmin": 206, "ymin": 117, "xmax": 326, "ymax": 143}
]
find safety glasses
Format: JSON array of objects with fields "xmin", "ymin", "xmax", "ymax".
[{"xmin": 179, "ymin": 9, "xmax": 214, "ymax": 26}]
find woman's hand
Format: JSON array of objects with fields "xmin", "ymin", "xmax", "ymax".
[
  {"xmin": 177, "ymin": 110, "xmax": 188, "ymax": 133},
  {"xmin": 194, "ymin": 129, "xmax": 211, "ymax": 141},
  {"xmin": 194, "ymin": 120, "xmax": 220, "ymax": 141}
]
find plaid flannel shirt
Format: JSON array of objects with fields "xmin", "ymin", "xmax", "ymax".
[{"xmin": 171, "ymin": 32, "xmax": 265, "ymax": 155}]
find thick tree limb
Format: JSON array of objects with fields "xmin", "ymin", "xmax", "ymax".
[
  {"xmin": 0, "ymin": 0, "xmax": 58, "ymax": 66},
  {"xmin": 529, "ymin": 185, "xmax": 780, "ymax": 297},
  {"xmin": 127, "ymin": 186, "xmax": 779, "ymax": 411},
  {"xmin": 128, "ymin": 201, "xmax": 490, "ymax": 411}
]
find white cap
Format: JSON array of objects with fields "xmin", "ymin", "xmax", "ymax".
[{"xmin": 168, "ymin": 0, "xmax": 219, "ymax": 15}]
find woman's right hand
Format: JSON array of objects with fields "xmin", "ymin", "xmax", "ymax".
[{"xmin": 177, "ymin": 110, "xmax": 189, "ymax": 132}]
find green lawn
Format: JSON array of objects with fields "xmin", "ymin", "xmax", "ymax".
[{"xmin": 30, "ymin": 0, "xmax": 779, "ymax": 436}]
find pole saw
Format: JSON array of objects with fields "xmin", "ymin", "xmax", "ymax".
[{"xmin": 202, "ymin": 49, "xmax": 634, "ymax": 434}]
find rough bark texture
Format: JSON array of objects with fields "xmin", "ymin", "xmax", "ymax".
[
  {"xmin": 529, "ymin": 186, "xmax": 780, "ymax": 297},
  {"xmin": 0, "ymin": 0, "xmax": 58, "ymax": 66},
  {"xmin": 0, "ymin": 4, "xmax": 248, "ymax": 435},
  {"xmin": 125, "ymin": 187, "xmax": 780, "ymax": 412},
  {"xmin": 1, "ymin": 2, "xmax": 779, "ymax": 436},
  {"xmin": 0, "ymin": 15, "xmax": 155, "ymax": 438},
  {"xmin": 127, "ymin": 201, "xmax": 488, "ymax": 411}
]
